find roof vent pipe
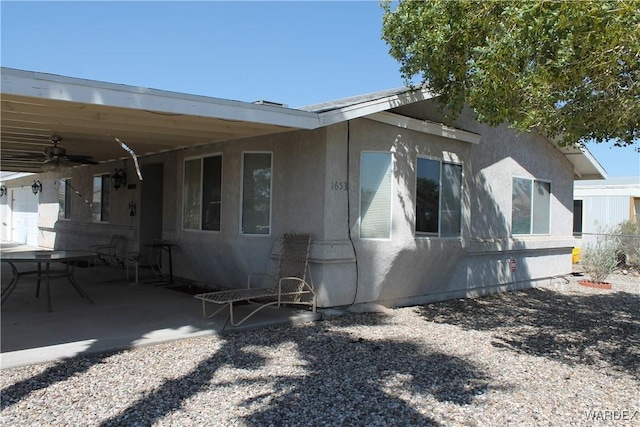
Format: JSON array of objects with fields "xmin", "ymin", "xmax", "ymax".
[{"xmin": 252, "ymin": 100, "xmax": 288, "ymax": 108}]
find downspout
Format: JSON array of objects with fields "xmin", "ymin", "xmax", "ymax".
[{"xmin": 346, "ymin": 120, "xmax": 360, "ymax": 307}]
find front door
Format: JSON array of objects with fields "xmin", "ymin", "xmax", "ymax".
[{"xmin": 139, "ymin": 163, "xmax": 164, "ymax": 245}]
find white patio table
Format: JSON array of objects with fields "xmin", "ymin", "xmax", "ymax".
[{"xmin": 1, "ymin": 250, "xmax": 98, "ymax": 312}]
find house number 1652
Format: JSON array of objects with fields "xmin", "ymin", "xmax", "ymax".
[{"xmin": 331, "ymin": 181, "xmax": 348, "ymax": 191}]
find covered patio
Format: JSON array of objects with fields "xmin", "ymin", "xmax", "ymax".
[{"xmin": 0, "ymin": 242, "xmax": 320, "ymax": 369}]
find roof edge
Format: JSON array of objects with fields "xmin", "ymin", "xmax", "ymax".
[
  {"xmin": 312, "ymin": 87, "xmax": 436, "ymax": 128},
  {"xmin": 556, "ymin": 143, "xmax": 608, "ymax": 180},
  {"xmin": 1, "ymin": 67, "xmax": 321, "ymax": 129}
]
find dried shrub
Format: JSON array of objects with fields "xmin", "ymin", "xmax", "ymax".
[{"xmin": 581, "ymin": 237, "xmax": 618, "ymax": 283}]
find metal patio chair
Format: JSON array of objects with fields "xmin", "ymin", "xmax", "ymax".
[
  {"xmin": 194, "ymin": 233, "xmax": 316, "ymax": 326},
  {"xmin": 126, "ymin": 244, "xmax": 166, "ymax": 283},
  {"xmin": 89, "ymin": 234, "xmax": 126, "ymax": 268}
]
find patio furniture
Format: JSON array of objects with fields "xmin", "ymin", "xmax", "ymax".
[
  {"xmin": 1, "ymin": 250, "xmax": 97, "ymax": 312},
  {"xmin": 146, "ymin": 240, "xmax": 178, "ymax": 283},
  {"xmin": 89, "ymin": 234, "xmax": 125, "ymax": 268},
  {"xmin": 126, "ymin": 247, "xmax": 164, "ymax": 284},
  {"xmin": 194, "ymin": 233, "xmax": 316, "ymax": 326},
  {"xmin": 126, "ymin": 239, "xmax": 178, "ymax": 284}
]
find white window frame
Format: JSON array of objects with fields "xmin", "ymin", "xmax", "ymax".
[
  {"xmin": 182, "ymin": 153, "xmax": 223, "ymax": 232},
  {"xmin": 573, "ymin": 198, "xmax": 584, "ymax": 237},
  {"xmin": 240, "ymin": 151, "xmax": 273, "ymax": 236},
  {"xmin": 511, "ymin": 176, "xmax": 552, "ymax": 236},
  {"xmin": 92, "ymin": 173, "xmax": 110, "ymax": 223},
  {"xmin": 359, "ymin": 151, "xmax": 394, "ymax": 240},
  {"xmin": 415, "ymin": 156, "xmax": 463, "ymax": 238}
]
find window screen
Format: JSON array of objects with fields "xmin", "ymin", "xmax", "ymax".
[
  {"xmin": 242, "ymin": 153, "xmax": 272, "ymax": 235},
  {"xmin": 441, "ymin": 163, "xmax": 462, "ymax": 237},
  {"xmin": 183, "ymin": 158, "xmax": 202, "ymax": 229},
  {"xmin": 416, "ymin": 158, "xmax": 440, "ymax": 234},
  {"xmin": 183, "ymin": 155, "xmax": 222, "ymax": 231},
  {"xmin": 512, "ymin": 177, "xmax": 551, "ymax": 235},
  {"xmin": 58, "ymin": 178, "xmax": 71, "ymax": 220},
  {"xmin": 92, "ymin": 174, "xmax": 110, "ymax": 222},
  {"xmin": 416, "ymin": 158, "xmax": 462, "ymax": 237}
]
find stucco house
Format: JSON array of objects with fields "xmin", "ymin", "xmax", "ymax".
[{"xmin": 0, "ymin": 67, "xmax": 606, "ymax": 309}]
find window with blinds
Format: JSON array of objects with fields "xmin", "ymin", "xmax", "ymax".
[
  {"xmin": 242, "ymin": 152, "xmax": 272, "ymax": 235},
  {"xmin": 182, "ymin": 155, "xmax": 222, "ymax": 231},
  {"xmin": 360, "ymin": 152, "xmax": 393, "ymax": 239}
]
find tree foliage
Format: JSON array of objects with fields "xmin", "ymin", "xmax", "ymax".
[{"xmin": 381, "ymin": 0, "xmax": 640, "ymax": 147}]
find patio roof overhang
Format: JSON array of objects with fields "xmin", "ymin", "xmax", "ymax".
[
  {"xmin": 1, "ymin": 67, "xmax": 610, "ymax": 180},
  {"xmin": 1, "ymin": 68, "xmax": 321, "ymax": 173}
]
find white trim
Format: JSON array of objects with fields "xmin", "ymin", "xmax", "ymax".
[
  {"xmin": 553, "ymin": 142, "xmax": 607, "ymax": 180},
  {"xmin": 1, "ymin": 67, "xmax": 321, "ymax": 129},
  {"xmin": 317, "ymin": 88, "xmax": 435, "ymax": 127},
  {"xmin": 367, "ymin": 112, "xmax": 481, "ymax": 144}
]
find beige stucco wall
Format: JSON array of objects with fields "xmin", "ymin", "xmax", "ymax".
[
  {"xmin": 337, "ymin": 101, "xmax": 576, "ymax": 308},
  {"xmin": 1, "ymin": 99, "xmax": 576, "ymax": 309}
]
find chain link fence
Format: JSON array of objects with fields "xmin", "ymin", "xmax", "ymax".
[{"xmin": 577, "ymin": 231, "xmax": 640, "ymax": 267}]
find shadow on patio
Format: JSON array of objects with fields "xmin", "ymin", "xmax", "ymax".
[{"xmin": 0, "ymin": 244, "xmax": 319, "ymax": 369}]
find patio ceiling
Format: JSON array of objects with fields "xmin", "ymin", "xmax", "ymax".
[{"xmin": 1, "ymin": 68, "xmax": 320, "ymax": 173}]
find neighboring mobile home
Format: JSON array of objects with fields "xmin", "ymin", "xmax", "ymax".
[
  {"xmin": 573, "ymin": 176, "xmax": 640, "ymax": 244},
  {"xmin": 0, "ymin": 68, "xmax": 606, "ymax": 308}
]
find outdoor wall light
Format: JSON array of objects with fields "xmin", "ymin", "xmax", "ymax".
[
  {"xmin": 31, "ymin": 180, "xmax": 42, "ymax": 195},
  {"xmin": 0, "ymin": 184, "xmax": 6, "ymax": 197},
  {"xmin": 112, "ymin": 168, "xmax": 126, "ymax": 191}
]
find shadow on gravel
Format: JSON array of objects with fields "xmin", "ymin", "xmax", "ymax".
[
  {"xmin": 236, "ymin": 315, "xmax": 501, "ymax": 426},
  {"xmin": 94, "ymin": 314, "xmax": 498, "ymax": 426},
  {"xmin": 0, "ymin": 350, "xmax": 120, "ymax": 411},
  {"xmin": 418, "ymin": 288, "xmax": 639, "ymax": 378},
  {"xmin": 2, "ymin": 312, "xmax": 501, "ymax": 426}
]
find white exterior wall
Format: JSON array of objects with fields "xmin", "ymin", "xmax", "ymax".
[{"xmin": 574, "ymin": 179, "xmax": 640, "ymax": 246}]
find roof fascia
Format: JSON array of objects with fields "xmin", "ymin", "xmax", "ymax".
[
  {"xmin": 316, "ymin": 88, "xmax": 435, "ymax": 127},
  {"xmin": 1, "ymin": 67, "xmax": 320, "ymax": 129},
  {"xmin": 555, "ymin": 142, "xmax": 608, "ymax": 180},
  {"xmin": 366, "ymin": 111, "xmax": 481, "ymax": 144}
]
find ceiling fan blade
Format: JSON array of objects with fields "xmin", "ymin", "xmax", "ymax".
[{"xmin": 65, "ymin": 155, "xmax": 98, "ymax": 165}]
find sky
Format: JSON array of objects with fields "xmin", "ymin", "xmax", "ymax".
[{"xmin": 1, "ymin": 1, "xmax": 638, "ymax": 178}]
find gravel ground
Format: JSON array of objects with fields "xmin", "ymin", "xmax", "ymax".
[{"xmin": 1, "ymin": 273, "xmax": 638, "ymax": 426}]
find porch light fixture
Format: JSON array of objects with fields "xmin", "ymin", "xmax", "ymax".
[
  {"xmin": 0, "ymin": 184, "xmax": 6, "ymax": 197},
  {"xmin": 112, "ymin": 168, "xmax": 126, "ymax": 191},
  {"xmin": 31, "ymin": 180, "xmax": 42, "ymax": 195}
]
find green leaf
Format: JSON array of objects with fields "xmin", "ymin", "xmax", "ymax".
[{"xmin": 381, "ymin": 0, "xmax": 640, "ymax": 148}]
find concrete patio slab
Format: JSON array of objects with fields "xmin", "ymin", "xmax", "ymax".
[{"xmin": 1, "ymin": 243, "xmax": 320, "ymax": 369}]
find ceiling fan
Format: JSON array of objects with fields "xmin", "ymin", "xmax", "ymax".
[{"xmin": 42, "ymin": 136, "xmax": 98, "ymax": 170}]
